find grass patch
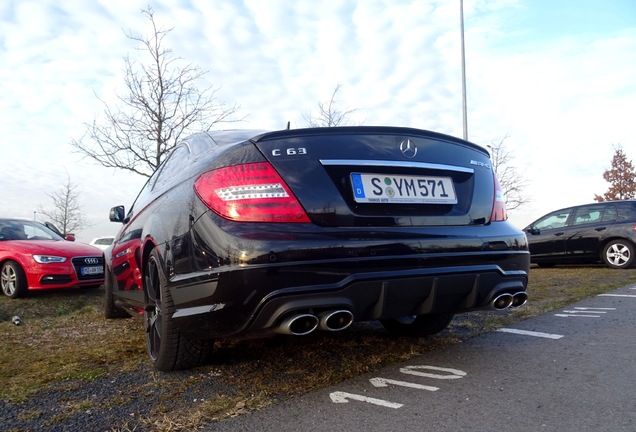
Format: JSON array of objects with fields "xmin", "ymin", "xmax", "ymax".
[
  {"xmin": 2, "ymin": 266, "xmax": 636, "ymax": 430},
  {"xmin": 0, "ymin": 288, "xmax": 146, "ymax": 402}
]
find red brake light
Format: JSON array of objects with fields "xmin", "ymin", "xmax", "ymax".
[
  {"xmin": 490, "ymin": 173, "xmax": 507, "ymax": 222},
  {"xmin": 194, "ymin": 162, "xmax": 311, "ymax": 223}
]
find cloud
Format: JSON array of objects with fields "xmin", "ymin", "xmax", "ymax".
[{"xmin": 1, "ymin": 0, "xmax": 635, "ymax": 241}]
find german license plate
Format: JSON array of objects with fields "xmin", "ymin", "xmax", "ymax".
[
  {"xmin": 351, "ymin": 173, "xmax": 457, "ymax": 204},
  {"xmin": 81, "ymin": 266, "xmax": 104, "ymax": 276}
]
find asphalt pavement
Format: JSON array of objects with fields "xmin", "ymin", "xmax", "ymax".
[{"xmin": 203, "ymin": 284, "xmax": 636, "ymax": 432}]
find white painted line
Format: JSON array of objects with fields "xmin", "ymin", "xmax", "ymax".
[
  {"xmin": 554, "ymin": 314, "xmax": 601, "ymax": 318},
  {"xmin": 370, "ymin": 377, "xmax": 438, "ymax": 392},
  {"xmin": 574, "ymin": 307, "xmax": 616, "ymax": 310},
  {"xmin": 598, "ymin": 294, "xmax": 636, "ymax": 298},
  {"xmin": 399, "ymin": 365, "xmax": 466, "ymax": 380},
  {"xmin": 497, "ymin": 328, "xmax": 563, "ymax": 339},
  {"xmin": 562, "ymin": 310, "xmax": 607, "ymax": 314},
  {"xmin": 330, "ymin": 391, "xmax": 403, "ymax": 409}
]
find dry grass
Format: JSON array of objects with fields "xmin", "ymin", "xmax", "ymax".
[
  {"xmin": 2, "ymin": 265, "xmax": 636, "ymax": 430},
  {"xmin": 0, "ymin": 288, "xmax": 146, "ymax": 402}
]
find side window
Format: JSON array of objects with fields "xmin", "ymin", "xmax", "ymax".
[
  {"xmin": 572, "ymin": 205, "xmax": 604, "ymax": 226},
  {"xmin": 128, "ymin": 173, "xmax": 159, "ymax": 218},
  {"xmin": 152, "ymin": 143, "xmax": 191, "ymax": 192},
  {"xmin": 126, "ymin": 143, "xmax": 191, "ymax": 217},
  {"xmin": 602, "ymin": 204, "xmax": 617, "ymax": 222},
  {"xmin": 533, "ymin": 209, "xmax": 571, "ymax": 230},
  {"xmin": 617, "ymin": 203, "xmax": 636, "ymax": 221}
]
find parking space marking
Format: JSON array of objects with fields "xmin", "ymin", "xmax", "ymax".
[
  {"xmin": 330, "ymin": 392, "xmax": 403, "ymax": 409},
  {"xmin": 554, "ymin": 306, "xmax": 616, "ymax": 318},
  {"xmin": 399, "ymin": 365, "xmax": 466, "ymax": 379},
  {"xmin": 562, "ymin": 310, "xmax": 607, "ymax": 313},
  {"xmin": 497, "ymin": 328, "xmax": 563, "ymax": 339},
  {"xmin": 598, "ymin": 294, "xmax": 636, "ymax": 298},
  {"xmin": 554, "ymin": 314, "xmax": 601, "ymax": 318},
  {"xmin": 370, "ymin": 377, "xmax": 439, "ymax": 392},
  {"xmin": 330, "ymin": 365, "xmax": 466, "ymax": 409}
]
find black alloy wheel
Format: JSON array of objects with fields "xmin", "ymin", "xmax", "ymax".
[
  {"xmin": 380, "ymin": 313, "xmax": 454, "ymax": 336},
  {"xmin": 143, "ymin": 248, "xmax": 214, "ymax": 371}
]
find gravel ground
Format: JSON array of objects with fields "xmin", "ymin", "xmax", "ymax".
[{"xmin": 0, "ymin": 365, "xmax": 237, "ymax": 432}]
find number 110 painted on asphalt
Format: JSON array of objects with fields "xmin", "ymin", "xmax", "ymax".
[{"xmin": 330, "ymin": 365, "xmax": 467, "ymax": 409}]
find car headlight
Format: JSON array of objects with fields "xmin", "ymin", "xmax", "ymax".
[
  {"xmin": 115, "ymin": 248, "xmax": 131, "ymax": 259},
  {"xmin": 33, "ymin": 255, "xmax": 67, "ymax": 264}
]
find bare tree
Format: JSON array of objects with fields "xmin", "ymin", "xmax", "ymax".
[
  {"xmin": 489, "ymin": 135, "xmax": 530, "ymax": 212},
  {"xmin": 594, "ymin": 144, "xmax": 636, "ymax": 202},
  {"xmin": 303, "ymin": 84, "xmax": 360, "ymax": 127},
  {"xmin": 38, "ymin": 173, "xmax": 88, "ymax": 235},
  {"xmin": 71, "ymin": 7, "xmax": 240, "ymax": 177}
]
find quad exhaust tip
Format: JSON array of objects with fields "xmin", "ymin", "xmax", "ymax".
[
  {"xmin": 492, "ymin": 292, "xmax": 528, "ymax": 310},
  {"xmin": 318, "ymin": 310, "xmax": 354, "ymax": 332},
  {"xmin": 492, "ymin": 293, "xmax": 514, "ymax": 310},
  {"xmin": 511, "ymin": 292, "xmax": 528, "ymax": 308},
  {"xmin": 274, "ymin": 313, "xmax": 319, "ymax": 336},
  {"xmin": 274, "ymin": 310, "xmax": 355, "ymax": 335}
]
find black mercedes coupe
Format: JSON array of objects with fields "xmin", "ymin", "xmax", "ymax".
[{"xmin": 105, "ymin": 126, "xmax": 530, "ymax": 370}]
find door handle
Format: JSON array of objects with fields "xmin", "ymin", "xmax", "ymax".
[
  {"xmin": 554, "ymin": 232, "xmax": 564, "ymax": 236},
  {"xmin": 595, "ymin": 227, "xmax": 607, "ymax": 232}
]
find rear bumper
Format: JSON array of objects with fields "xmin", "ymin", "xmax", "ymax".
[
  {"xmin": 170, "ymin": 249, "xmax": 529, "ymax": 339},
  {"xmin": 248, "ymin": 261, "xmax": 528, "ymax": 329},
  {"xmin": 160, "ymin": 215, "xmax": 530, "ymax": 338}
]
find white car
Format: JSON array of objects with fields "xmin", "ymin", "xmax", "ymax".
[{"xmin": 89, "ymin": 236, "xmax": 115, "ymax": 251}]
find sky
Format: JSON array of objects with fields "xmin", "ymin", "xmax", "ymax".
[{"xmin": 1, "ymin": 0, "xmax": 635, "ymax": 243}]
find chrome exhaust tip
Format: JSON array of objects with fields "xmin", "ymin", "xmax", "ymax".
[
  {"xmin": 511, "ymin": 292, "xmax": 528, "ymax": 308},
  {"xmin": 318, "ymin": 310, "xmax": 354, "ymax": 331},
  {"xmin": 492, "ymin": 293, "xmax": 514, "ymax": 310},
  {"xmin": 273, "ymin": 314, "xmax": 319, "ymax": 336}
]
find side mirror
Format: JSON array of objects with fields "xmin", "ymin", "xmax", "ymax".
[
  {"xmin": 109, "ymin": 206, "xmax": 126, "ymax": 223},
  {"xmin": 526, "ymin": 228, "xmax": 540, "ymax": 235},
  {"xmin": 64, "ymin": 234, "xmax": 76, "ymax": 242}
]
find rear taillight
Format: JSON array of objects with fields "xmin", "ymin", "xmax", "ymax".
[
  {"xmin": 489, "ymin": 173, "xmax": 507, "ymax": 222},
  {"xmin": 194, "ymin": 162, "xmax": 311, "ymax": 223}
]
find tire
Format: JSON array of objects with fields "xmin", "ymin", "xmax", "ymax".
[
  {"xmin": 602, "ymin": 239, "xmax": 636, "ymax": 269},
  {"xmin": 1, "ymin": 261, "xmax": 27, "ymax": 299},
  {"xmin": 380, "ymin": 313, "xmax": 454, "ymax": 337},
  {"xmin": 144, "ymin": 248, "xmax": 214, "ymax": 371},
  {"xmin": 104, "ymin": 267, "xmax": 130, "ymax": 319}
]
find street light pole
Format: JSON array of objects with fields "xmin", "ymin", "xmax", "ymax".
[{"xmin": 460, "ymin": 0, "xmax": 468, "ymax": 140}]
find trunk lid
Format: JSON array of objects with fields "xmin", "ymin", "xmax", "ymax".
[{"xmin": 251, "ymin": 126, "xmax": 494, "ymax": 227}]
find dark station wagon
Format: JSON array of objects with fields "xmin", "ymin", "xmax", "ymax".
[
  {"xmin": 104, "ymin": 126, "xmax": 530, "ymax": 370},
  {"xmin": 525, "ymin": 200, "xmax": 636, "ymax": 269}
]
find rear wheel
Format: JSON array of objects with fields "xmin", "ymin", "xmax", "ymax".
[
  {"xmin": 381, "ymin": 313, "xmax": 454, "ymax": 337},
  {"xmin": 602, "ymin": 240, "xmax": 635, "ymax": 269},
  {"xmin": 144, "ymin": 248, "xmax": 214, "ymax": 371},
  {"xmin": 1, "ymin": 261, "xmax": 27, "ymax": 299}
]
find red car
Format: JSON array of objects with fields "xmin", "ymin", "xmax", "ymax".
[
  {"xmin": 108, "ymin": 228, "xmax": 143, "ymax": 292},
  {"xmin": 0, "ymin": 218, "xmax": 105, "ymax": 298}
]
